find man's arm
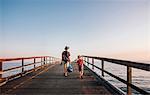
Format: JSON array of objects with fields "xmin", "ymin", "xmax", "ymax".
[{"xmin": 68, "ymin": 52, "xmax": 71, "ymax": 63}]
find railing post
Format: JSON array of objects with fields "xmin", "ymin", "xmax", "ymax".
[
  {"xmin": 51, "ymin": 57, "xmax": 53, "ymax": 64},
  {"xmin": 52, "ymin": 57, "xmax": 54, "ymax": 64},
  {"xmin": 84, "ymin": 57, "xmax": 86, "ymax": 63},
  {"xmin": 22, "ymin": 58, "xmax": 24, "ymax": 75},
  {"xmin": 45, "ymin": 57, "xmax": 47, "ymax": 64},
  {"xmin": 127, "ymin": 66, "xmax": 132, "ymax": 95},
  {"xmin": 53, "ymin": 58, "xmax": 55, "ymax": 63},
  {"xmin": 46, "ymin": 57, "xmax": 48, "ymax": 64},
  {"xmin": 44, "ymin": 57, "xmax": 46, "ymax": 65},
  {"xmin": 101, "ymin": 60, "xmax": 104, "ymax": 77},
  {"xmin": 92, "ymin": 58, "xmax": 94, "ymax": 70},
  {"xmin": 0, "ymin": 61, "xmax": 2, "ymax": 93},
  {"xmin": 50, "ymin": 57, "xmax": 51, "ymax": 64},
  {"xmin": 87, "ymin": 58, "xmax": 89, "ymax": 66},
  {"xmin": 0, "ymin": 61, "xmax": 2, "ymax": 80},
  {"xmin": 50, "ymin": 57, "xmax": 52, "ymax": 64},
  {"xmin": 48, "ymin": 57, "xmax": 50, "ymax": 64},
  {"xmin": 41, "ymin": 57, "xmax": 43, "ymax": 68},
  {"xmin": 34, "ymin": 58, "xmax": 36, "ymax": 71}
]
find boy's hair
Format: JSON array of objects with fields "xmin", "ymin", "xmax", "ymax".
[{"xmin": 78, "ymin": 55, "xmax": 81, "ymax": 58}]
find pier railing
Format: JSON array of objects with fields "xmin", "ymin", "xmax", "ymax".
[
  {"xmin": 0, "ymin": 56, "xmax": 60, "ymax": 86},
  {"xmin": 82, "ymin": 55, "xmax": 150, "ymax": 95}
]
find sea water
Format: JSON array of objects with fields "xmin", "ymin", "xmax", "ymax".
[
  {"xmin": 2, "ymin": 58, "xmax": 42, "ymax": 78},
  {"xmin": 85, "ymin": 60, "xmax": 150, "ymax": 94}
]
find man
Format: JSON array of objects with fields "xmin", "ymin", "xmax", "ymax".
[{"xmin": 62, "ymin": 46, "xmax": 70, "ymax": 77}]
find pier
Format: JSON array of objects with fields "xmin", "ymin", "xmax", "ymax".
[
  {"xmin": 1, "ymin": 0, "xmax": 149, "ymax": 95},
  {"xmin": 0, "ymin": 56, "xmax": 150, "ymax": 95}
]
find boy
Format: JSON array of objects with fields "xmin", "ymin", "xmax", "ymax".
[{"xmin": 77, "ymin": 55, "xmax": 84, "ymax": 79}]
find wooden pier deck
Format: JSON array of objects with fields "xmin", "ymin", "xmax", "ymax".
[{"xmin": 1, "ymin": 62, "xmax": 112, "ymax": 95}]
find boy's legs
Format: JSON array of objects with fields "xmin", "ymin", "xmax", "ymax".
[
  {"xmin": 81, "ymin": 66, "xmax": 84, "ymax": 78},
  {"xmin": 79, "ymin": 71, "xmax": 81, "ymax": 78},
  {"xmin": 78, "ymin": 65, "xmax": 81, "ymax": 78},
  {"xmin": 79, "ymin": 65, "xmax": 84, "ymax": 78}
]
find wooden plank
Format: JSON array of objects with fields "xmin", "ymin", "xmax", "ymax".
[
  {"xmin": 92, "ymin": 58, "xmax": 94, "ymax": 70},
  {"xmin": 0, "ymin": 61, "xmax": 2, "ymax": 78},
  {"xmin": 0, "ymin": 61, "xmax": 2, "ymax": 84},
  {"xmin": 127, "ymin": 66, "xmax": 132, "ymax": 95},
  {"xmin": 22, "ymin": 59, "xmax": 24, "ymax": 75},
  {"xmin": 1, "ymin": 63, "xmax": 112, "ymax": 95},
  {"xmin": 87, "ymin": 58, "xmax": 89, "ymax": 66},
  {"xmin": 101, "ymin": 60, "xmax": 104, "ymax": 77},
  {"xmin": 34, "ymin": 58, "xmax": 36, "ymax": 71}
]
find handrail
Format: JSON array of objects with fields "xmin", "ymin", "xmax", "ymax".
[
  {"xmin": 83, "ymin": 56, "xmax": 150, "ymax": 71},
  {"xmin": 0, "ymin": 56, "xmax": 50, "ymax": 62},
  {"xmin": 82, "ymin": 55, "xmax": 150, "ymax": 95},
  {"xmin": 0, "ymin": 56, "xmax": 60, "ymax": 86}
]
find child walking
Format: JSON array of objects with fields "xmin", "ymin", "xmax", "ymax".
[{"xmin": 77, "ymin": 55, "xmax": 84, "ymax": 79}]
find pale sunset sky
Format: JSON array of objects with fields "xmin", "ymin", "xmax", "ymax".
[{"xmin": 0, "ymin": 0, "xmax": 150, "ymax": 62}]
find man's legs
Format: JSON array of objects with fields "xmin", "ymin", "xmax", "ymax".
[{"xmin": 64, "ymin": 63, "xmax": 67, "ymax": 76}]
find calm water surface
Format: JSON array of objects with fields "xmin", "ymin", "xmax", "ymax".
[{"xmin": 85, "ymin": 60, "xmax": 150, "ymax": 94}]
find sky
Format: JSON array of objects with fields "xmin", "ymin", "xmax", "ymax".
[{"xmin": 0, "ymin": 0, "xmax": 150, "ymax": 62}]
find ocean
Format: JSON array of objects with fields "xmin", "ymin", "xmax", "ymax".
[{"xmin": 85, "ymin": 60, "xmax": 150, "ymax": 94}]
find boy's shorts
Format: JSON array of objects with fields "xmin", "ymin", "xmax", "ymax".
[{"xmin": 78, "ymin": 65, "xmax": 83, "ymax": 72}]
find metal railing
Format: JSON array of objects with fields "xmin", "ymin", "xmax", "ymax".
[
  {"xmin": 0, "ymin": 56, "xmax": 60, "ymax": 86},
  {"xmin": 82, "ymin": 55, "xmax": 150, "ymax": 95}
]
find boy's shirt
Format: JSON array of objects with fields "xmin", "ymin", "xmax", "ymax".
[{"xmin": 77, "ymin": 58, "xmax": 83, "ymax": 66}]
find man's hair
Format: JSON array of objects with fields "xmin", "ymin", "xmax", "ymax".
[{"xmin": 65, "ymin": 46, "xmax": 69, "ymax": 50}]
